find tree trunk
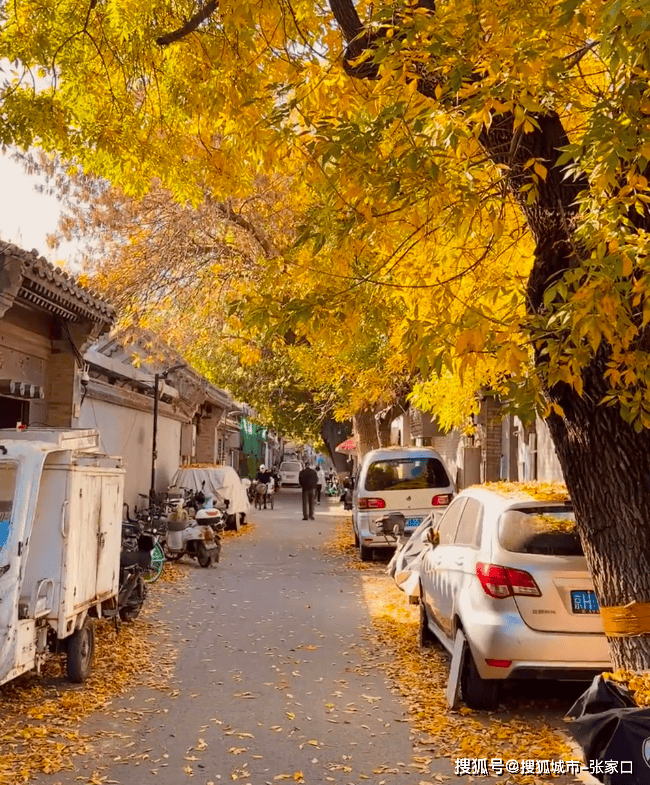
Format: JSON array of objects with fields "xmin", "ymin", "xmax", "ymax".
[
  {"xmin": 376, "ymin": 404, "xmax": 403, "ymax": 447},
  {"xmin": 320, "ymin": 417, "xmax": 353, "ymax": 474},
  {"xmin": 353, "ymin": 408, "xmax": 380, "ymax": 457},
  {"xmin": 544, "ymin": 360, "xmax": 650, "ymax": 669}
]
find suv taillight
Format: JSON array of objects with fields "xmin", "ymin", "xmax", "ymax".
[
  {"xmin": 358, "ymin": 497, "xmax": 386, "ymax": 509},
  {"xmin": 432, "ymin": 494, "xmax": 452, "ymax": 506},
  {"xmin": 476, "ymin": 563, "xmax": 541, "ymax": 599}
]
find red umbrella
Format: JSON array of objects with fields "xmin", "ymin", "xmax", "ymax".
[{"xmin": 335, "ymin": 437, "xmax": 357, "ymax": 454}]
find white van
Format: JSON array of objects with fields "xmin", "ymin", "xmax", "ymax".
[
  {"xmin": 279, "ymin": 460, "xmax": 303, "ymax": 487},
  {"xmin": 352, "ymin": 447, "xmax": 454, "ymax": 561}
]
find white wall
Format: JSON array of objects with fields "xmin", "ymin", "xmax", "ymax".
[
  {"xmin": 79, "ymin": 397, "xmax": 182, "ymax": 509},
  {"xmin": 535, "ymin": 417, "xmax": 564, "ymax": 482},
  {"xmin": 432, "ymin": 430, "xmax": 462, "ymax": 487}
]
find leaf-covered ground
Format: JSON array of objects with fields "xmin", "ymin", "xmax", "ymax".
[
  {"xmin": 326, "ymin": 517, "xmax": 585, "ymax": 785},
  {"xmin": 0, "ymin": 524, "xmax": 255, "ymax": 785}
]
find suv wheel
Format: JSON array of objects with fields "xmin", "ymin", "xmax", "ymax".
[
  {"xmin": 461, "ymin": 646, "xmax": 500, "ymax": 711},
  {"xmin": 418, "ymin": 601, "xmax": 437, "ymax": 650}
]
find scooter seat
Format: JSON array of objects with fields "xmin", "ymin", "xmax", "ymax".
[{"xmin": 120, "ymin": 551, "xmax": 140, "ymax": 568}]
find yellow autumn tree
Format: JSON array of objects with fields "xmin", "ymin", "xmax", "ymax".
[{"xmin": 4, "ymin": 0, "xmax": 650, "ymax": 671}]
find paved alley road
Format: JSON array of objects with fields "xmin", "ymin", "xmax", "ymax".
[{"xmin": 35, "ymin": 489, "xmax": 440, "ymax": 785}]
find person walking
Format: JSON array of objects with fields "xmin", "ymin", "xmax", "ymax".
[
  {"xmin": 298, "ymin": 463, "xmax": 318, "ymax": 520},
  {"xmin": 255, "ymin": 464, "xmax": 273, "ymax": 509},
  {"xmin": 316, "ymin": 466, "xmax": 326, "ymax": 504}
]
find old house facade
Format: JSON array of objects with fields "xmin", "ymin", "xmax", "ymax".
[
  {"xmin": 80, "ymin": 329, "xmax": 238, "ymax": 507},
  {"xmin": 0, "ymin": 243, "xmax": 114, "ymax": 429},
  {"xmin": 390, "ymin": 400, "xmax": 564, "ymax": 489}
]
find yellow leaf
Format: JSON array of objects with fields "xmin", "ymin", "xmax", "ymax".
[{"xmin": 533, "ymin": 161, "xmax": 547, "ymax": 180}]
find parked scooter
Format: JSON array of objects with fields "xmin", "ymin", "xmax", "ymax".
[
  {"xmin": 118, "ymin": 522, "xmax": 154, "ymax": 621},
  {"xmin": 163, "ymin": 493, "xmax": 223, "ymax": 567}
]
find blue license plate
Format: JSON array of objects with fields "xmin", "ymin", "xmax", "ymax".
[
  {"xmin": 571, "ymin": 590, "xmax": 599, "ymax": 614},
  {"xmin": 405, "ymin": 517, "xmax": 422, "ymax": 529}
]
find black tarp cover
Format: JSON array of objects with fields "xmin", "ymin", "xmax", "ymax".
[{"xmin": 565, "ymin": 674, "xmax": 650, "ymax": 784}]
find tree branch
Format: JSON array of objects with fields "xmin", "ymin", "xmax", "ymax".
[
  {"xmin": 156, "ymin": 0, "xmax": 219, "ymax": 47},
  {"xmin": 327, "ymin": 0, "xmax": 363, "ymax": 44}
]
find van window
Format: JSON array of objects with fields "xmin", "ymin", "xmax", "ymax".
[
  {"xmin": 281, "ymin": 462, "xmax": 302, "ymax": 473},
  {"xmin": 0, "ymin": 463, "xmax": 18, "ymax": 572},
  {"xmin": 498, "ymin": 506, "xmax": 583, "ymax": 556},
  {"xmin": 364, "ymin": 458, "xmax": 450, "ymax": 492}
]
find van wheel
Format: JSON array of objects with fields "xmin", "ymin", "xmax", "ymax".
[
  {"xmin": 461, "ymin": 647, "xmax": 500, "ymax": 711},
  {"xmin": 418, "ymin": 601, "xmax": 437, "ymax": 649},
  {"xmin": 353, "ymin": 528, "xmax": 359, "ymax": 547},
  {"xmin": 66, "ymin": 617, "xmax": 95, "ymax": 683},
  {"xmin": 359, "ymin": 542, "xmax": 373, "ymax": 561}
]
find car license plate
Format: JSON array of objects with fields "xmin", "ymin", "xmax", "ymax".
[
  {"xmin": 405, "ymin": 517, "xmax": 422, "ymax": 529},
  {"xmin": 571, "ymin": 590, "xmax": 600, "ymax": 614}
]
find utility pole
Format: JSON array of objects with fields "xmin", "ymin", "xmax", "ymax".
[
  {"xmin": 150, "ymin": 372, "xmax": 161, "ymax": 500},
  {"xmin": 150, "ymin": 364, "xmax": 185, "ymax": 500}
]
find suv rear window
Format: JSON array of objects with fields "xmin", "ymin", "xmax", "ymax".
[
  {"xmin": 281, "ymin": 462, "xmax": 302, "ymax": 472},
  {"xmin": 498, "ymin": 506, "xmax": 583, "ymax": 556},
  {"xmin": 364, "ymin": 458, "xmax": 449, "ymax": 492}
]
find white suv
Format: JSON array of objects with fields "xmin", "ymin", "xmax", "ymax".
[
  {"xmin": 352, "ymin": 447, "xmax": 454, "ymax": 561},
  {"xmin": 416, "ymin": 485, "xmax": 610, "ymax": 710}
]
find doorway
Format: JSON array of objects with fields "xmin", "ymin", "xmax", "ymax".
[{"xmin": 0, "ymin": 397, "xmax": 29, "ymax": 428}]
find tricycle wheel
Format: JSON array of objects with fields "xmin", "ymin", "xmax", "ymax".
[
  {"xmin": 119, "ymin": 577, "xmax": 147, "ymax": 621},
  {"xmin": 197, "ymin": 542, "xmax": 212, "ymax": 568},
  {"xmin": 66, "ymin": 617, "xmax": 95, "ymax": 683}
]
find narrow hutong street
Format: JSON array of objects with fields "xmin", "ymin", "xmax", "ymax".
[
  {"xmin": 31, "ymin": 489, "xmax": 426, "ymax": 785},
  {"xmin": 20, "ymin": 489, "xmax": 591, "ymax": 785}
]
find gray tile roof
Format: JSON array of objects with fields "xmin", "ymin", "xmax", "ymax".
[{"xmin": 0, "ymin": 242, "xmax": 115, "ymax": 323}]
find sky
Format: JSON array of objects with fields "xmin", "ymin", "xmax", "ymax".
[{"xmin": 0, "ymin": 151, "xmax": 79, "ymax": 269}]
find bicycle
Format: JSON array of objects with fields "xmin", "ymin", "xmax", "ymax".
[{"xmin": 132, "ymin": 495, "xmax": 171, "ymax": 582}]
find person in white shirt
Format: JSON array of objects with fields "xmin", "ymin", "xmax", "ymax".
[{"xmin": 316, "ymin": 466, "xmax": 327, "ymax": 504}]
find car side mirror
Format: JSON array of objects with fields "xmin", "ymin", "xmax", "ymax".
[{"xmin": 427, "ymin": 528, "xmax": 440, "ymax": 546}]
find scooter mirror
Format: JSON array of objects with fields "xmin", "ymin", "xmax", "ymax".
[{"xmin": 378, "ymin": 513, "xmax": 406, "ymax": 535}]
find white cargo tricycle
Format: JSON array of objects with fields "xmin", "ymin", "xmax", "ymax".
[{"xmin": 0, "ymin": 429, "xmax": 124, "ymax": 686}]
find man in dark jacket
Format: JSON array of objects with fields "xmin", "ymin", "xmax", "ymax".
[{"xmin": 298, "ymin": 464, "xmax": 318, "ymax": 520}]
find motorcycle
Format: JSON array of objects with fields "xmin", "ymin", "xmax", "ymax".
[
  {"xmin": 163, "ymin": 489, "xmax": 224, "ymax": 567},
  {"xmin": 326, "ymin": 475, "xmax": 340, "ymax": 497},
  {"xmin": 118, "ymin": 522, "xmax": 154, "ymax": 621}
]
